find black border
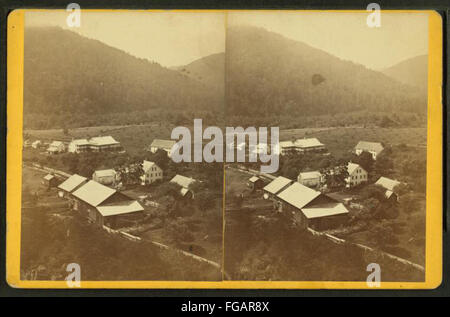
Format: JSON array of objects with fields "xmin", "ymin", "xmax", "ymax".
[{"xmin": 0, "ymin": 0, "xmax": 448, "ymax": 298}]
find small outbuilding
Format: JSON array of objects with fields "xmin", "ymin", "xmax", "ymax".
[
  {"xmin": 42, "ymin": 174, "xmax": 58, "ymax": 188},
  {"xmin": 247, "ymin": 176, "xmax": 265, "ymax": 191}
]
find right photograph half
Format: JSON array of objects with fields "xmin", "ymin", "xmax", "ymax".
[{"xmin": 224, "ymin": 11, "xmax": 429, "ymax": 282}]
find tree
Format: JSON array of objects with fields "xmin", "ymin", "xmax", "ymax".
[{"xmin": 354, "ymin": 151, "xmax": 375, "ymax": 173}]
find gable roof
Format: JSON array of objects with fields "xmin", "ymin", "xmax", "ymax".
[
  {"xmin": 375, "ymin": 176, "xmax": 401, "ymax": 191},
  {"xmin": 72, "ymin": 180, "xmax": 116, "ymax": 207},
  {"xmin": 151, "ymin": 139, "xmax": 176, "ymax": 150},
  {"xmin": 142, "ymin": 160, "xmax": 160, "ymax": 172},
  {"xmin": 355, "ymin": 141, "xmax": 384, "ymax": 154},
  {"xmin": 279, "ymin": 140, "xmax": 296, "ymax": 148},
  {"xmin": 299, "ymin": 171, "xmax": 321, "ymax": 179},
  {"xmin": 89, "ymin": 136, "xmax": 119, "ymax": 146},
  {"xmin": 249, "ymin": 176, "xmax": 261, "ymax": 183},
  {"xmin": 93, "ymin": 169, "xmax": 116, "ymax": 178},
  {"xmin": 263, "ymin": 176, "xmax": 293, "ymax": 195},
  {"xmin": 43, "ymin": 174, "xmax": 55, "ymax": 181},
  {"xmin": 170, "ymin": 174, "xmax": 196, "ymax": 189},
  {"xmin": 347, "ymin": 162, "xmax": 365, "ymax": 175},
  {"xmin": 295, "ymin": 138, "xmax": 324, "ymax": 148},
  {"xmin": 96, "ymin": 200, "xmax": 144, "ymax": 217},
  {"xmin": 58, "ymin": 174, "xmax": 88, "ymax": 192},
  {"xmin": 301, "ymin": 202, "xmax": 349, "ymax": 219},
  {"xmin": 277, "ymin": 182, "xmax": 321, "ymax": 210}
]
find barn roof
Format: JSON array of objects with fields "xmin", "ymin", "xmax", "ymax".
[
  {"xmin": 263, "ymin": 176, "xmax": 293, "ymax": 195},
  {"xmin": 299, "ymin": 171, "xmax": 321, "ymax": 179},
  {"xmin": 355, "ymin": 141, "xmax": 384, "ymax": 154},
  {"xmin": 295, "ymin": 138, "xmax": 324, "ymax": 148},
  {"xmin": 72, "ymin": 180, "xmax": 116, "ymax": 207},
  {"xmin": 151, "ymin": 139, "xmax": 176, "ymax": 149},
  {"xmin": 96, "ymin": 200, "xmax": 144, "ymax": 217},
  {"xmin": 375, "ymin": 176, "xmax": 401, "ymax": 191},
  {"xmin": 89, "ymin": 136, "xmax": 120, "ymax": 146},
  {"xmin": 301, "ymin": 202, "xmax": 349, "ymax": 219},
  {"xmin": 50, "ymin": 141, "xmax": 64, "ymax": 147},
  {"xmin": 277, "ymin": 182, "xmax": 321, "ymax": 210},
  {"xmin": 58, "ymin": 174, "xmax": 88, "ymax": 192}
]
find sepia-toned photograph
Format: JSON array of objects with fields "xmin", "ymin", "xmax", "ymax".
[
  {"xmin": 224, "ymin": 11, "xmax": 428, "ymax": 282},
  {"xmin": 11, "ymin": 9, "xmax": 438, "ymax": 286},
  {"xmin": 20, "ymin": 10, "xmax": 225, "ymax": 281}
]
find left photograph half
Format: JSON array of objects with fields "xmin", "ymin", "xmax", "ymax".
[{"xmin": 18, "ymin": 10, "xmax": 225, "ymax": 282}]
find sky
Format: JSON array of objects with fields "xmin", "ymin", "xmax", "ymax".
[
  {"xmin": 26, "ymin": 10, "xmax": 428, "ymax": 69},
  {"xmin": 25, "ymin": 10, "xmax": 226, "ymax": 67},
  {"xmin": 228, "ymin": 11, "xmax": 428, "ymax": 70}
]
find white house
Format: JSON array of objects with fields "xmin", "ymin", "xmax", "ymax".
[
  {"xmin": 346, "ymin": 162, "xmax": 368, "ymax": 187},
  {"xmin": 297, "ymin": 171, "xmax": 322, "ymax": 188},
  {"xmin": 92, "ymin": 169, "xmax": 117, "ymax": 186},
  {"xmin": 354, "ymin": 141, "xmax": 384, "ymax": 160},
  {"xmin": 141, "ymin": 160, "xmax": 163, "ymax": 185},
  {"xmin": 149, "ymin": 139, "xmax": 176, "ymax": 156},
  {"xmin": 68, "ymin": 139, "xmax": 90, "ymax": 153},
  {"xmin": 375, "ymin": 176, "xmax": 402, "ymax": 201},
  {"xmin": 47, "ymin": 141, "xmax": 65, "ymax": 154},
  {"xmin": 170, "ymin": 174, "xmax": 196, "ymax": 198}
]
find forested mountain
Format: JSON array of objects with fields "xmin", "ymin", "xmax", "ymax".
[
  {"xmin": 381, "ymin": 55, "xmax": 428, "ymax": 92},
  {"xmin": 225, "ymin": 26, "xmax": 427, "ymax": 118},
  {"xmin": 172, "ymin": 52, "xmax": 225, "ymax": 93},
  {"xmin": 24, "ymin": 27, "xmax": 222, "ymax": 128}
]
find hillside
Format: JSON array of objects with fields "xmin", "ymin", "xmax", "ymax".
[
  {"xmin": 225, "ymin": 26, "xmax": 427, "ymax": 119},
  {"xmin": 381, "ymin": 54, "xmax": 428, "ymax": 91},
  {"xmin": 172, "ymin": 52, "xmax": 225, "ymax": 93},
  {"xmin": 24, "ymin": 27, "xmax": 222, "ymax": 128}
]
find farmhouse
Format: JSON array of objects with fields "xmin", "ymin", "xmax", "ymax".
[
  {"xmin": 149, "ymin": 139, "xmax": 176, "ymax": 156},
  {"xmin": 276, "ymin": 182, "xmax": 349, "ymax": 230},
  {"xmin": 47, "ymin": 141, "xmax": 65, "ymax": 154},
  {"xmin": 297, "ymin": 171, "xmax": 322, "ymax": 188},
  {"xmin": 68, "ymin": 139, "xmax": 90, "ymax": 153},
  {"xmin": 89, "ymin": 136, "xmax": 121, "ymax": 152},
  {"xmin": 354, "ymin": 141, "xmax": 384, "ymax": 160},
  {"xmin": 42, "ymin": 174, "xmax": 58, "ymax": 188},
  {"xmin": 57, "ymin": 174, "xmax": 88, "ymax": 199},
  {"xmin": 141, "ymin": 160, "xmax": 163, "ymax": 185},
  {"xmin": 170, "ymin": 174, "xmax": 196, "ymax": 198},
  {"xmin": 247, "ymin": 176, "xmax": 264, "ymax": 191},
  {"xmin": 71, "ymin": 180, "xmax": 143, "ymax": 228},
  {"xmin": 92, "ymin": 169, "xmax": 117, "ymax": 186},
  {"xmin": 375, "ymin": 176, "xmax": 401, "ymax": 202},
  {"xmin": 346, "ymin": 162, "xmax": 368, "ymax": 187}
]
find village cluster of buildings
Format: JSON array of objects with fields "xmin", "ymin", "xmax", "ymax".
[
  {"xmin": 55, "ymin": 174, "xmax": 144, "ymax": 229},
  {"xmin": 25, "ymin": 136, "xmax": 122, "ymax": 154},
  {"xmin": 246, "ymin": 139, "xmax": 403, "ymax": 231}
]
